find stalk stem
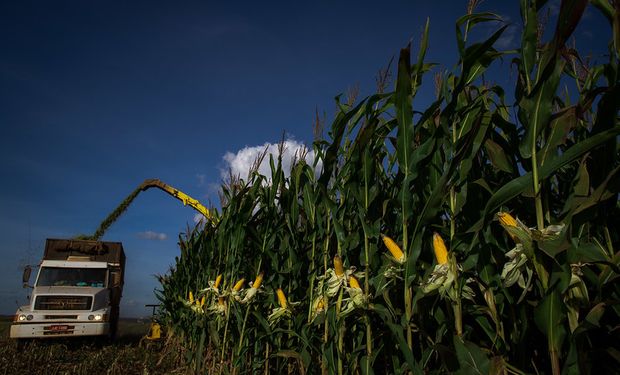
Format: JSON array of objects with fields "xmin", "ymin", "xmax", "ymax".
[
  {"xmin": 362, "ymin": 159, "xmax": 373, "ymax": 369},
  {"xmin": 336, "ymin": 288, "xmax": 344, "ymax": 375},
  {"xmin": 237, "ymin": 306, "xmax": 251, "ymax": 355},
  {"xmin": 264, "ymin": 343, "xmax": 270, "ymax": 375},
  {"xmin": 453, "ymin": 300, "xmax": 463, "ymax": 337},
  {"xmin": 532, "ymin": 153, "xmax": 545, "ymax": 231},
  {"xmin": 220, "ymin": 309, "xmax": 230, "ymax": 375},
  {"xmin": 550, "ymin": 349, "xmax": 560, "ymax": 375}
]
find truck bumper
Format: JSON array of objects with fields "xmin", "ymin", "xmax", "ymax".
[{"xmin": 10, "ymin": 322, "xmax": 110, "ymax": 338}]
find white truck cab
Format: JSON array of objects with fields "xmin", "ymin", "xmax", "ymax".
[{"xmin": 11, "ymin": 239, "xmax": 125, "ymax": 339}]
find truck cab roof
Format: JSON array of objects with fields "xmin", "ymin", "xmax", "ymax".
[
  {"xmin": 44, "ymin": 238, "xmax": 125, "ymax": 265},
  {"xmin": 41, "ymin": 260, "xmax": 109, "ymax": 268}
]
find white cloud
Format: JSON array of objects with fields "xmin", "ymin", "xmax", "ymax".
[
  {"xmin": 137, "ymin": 231, "xmax": 168, "ymax": 241},
  {"xmin": 195, "ymin": 173, "xmax": 206, "ymax": 186},
  {"xmin": 221, "ymin": 139, "xmax": 319, "ymax": 183},
  {"xmin": 490, "ymin": 16, "xmax": 519, "ymax": 50},
  {"xmin": 496, "ymin": 23, "xmax": 518, "ymax": 49}
]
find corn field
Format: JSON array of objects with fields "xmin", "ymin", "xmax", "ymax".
[{"xmin": 156, "ymin": 1, "xmax": 620, "ymax": 374}]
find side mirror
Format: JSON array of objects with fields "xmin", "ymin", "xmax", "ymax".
[{"xmin": 22, "ymin": 266, "xmax": 32, "ymax": 288}]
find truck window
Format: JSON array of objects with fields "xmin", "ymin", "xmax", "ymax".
[{"xmin": 37, "ymin": 267, "xmax": 107, "ymax": 287}]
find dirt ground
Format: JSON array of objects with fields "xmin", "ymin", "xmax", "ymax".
[{"xmin": 0, "ymin": 316, "xmax": 187, "ymax": 375}]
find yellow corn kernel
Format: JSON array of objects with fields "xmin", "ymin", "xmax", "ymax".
[
  {"xmin": 334, "ymin": 255, "xmax": 345, "ymax": 277},
  {"xmin": 253, "ymin": 272, "xmax": 264, "ymax": 289},
  {"xmin": 316, "ymin": 297, "xmax": 325, "ymax": 311},
  {"xmin": 233, "ymin": 278, "xmax": 245, "ymax": 292},
  {"xmin": 497, "ymin": 212, "xmax": 518, "ymax": 241},
  {"xmin": 498, "ymin": 212, "xmax": 517, "ymax": 227},
  {"xmin": 381, "ymin": 234, "xmax": 405, "ymax": 263},
  {"xmin": 188, "ymin": 291, "xmax": 194, "ymax": 304},
  {"xmin": 276, "ymin": 288, "xmax": 287, "ymax": 309},
  {"xmin": 214, "ymin": 274, "xmax": 222, "ymax": 289},
  {"xmin": 349, "ymin": 275, "xmax": 361, "ymax": 290},
  {"xmin": 432, "ymin": 232, "xmax": 449, "ymax": 265},
  {"xmin": 199, "ymin": 296, "xmax": 206, "ymax": 307}
]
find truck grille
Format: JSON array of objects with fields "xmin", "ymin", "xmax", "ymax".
[
  {"xmin": 35, "ymin": 296, "xmax": 92, "ymax": 311},
  {"xmin": 45, "ymin": 315, "xmax": 78, "ymax": 320}
]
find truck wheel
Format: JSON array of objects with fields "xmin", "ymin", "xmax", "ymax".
[{"xmin": 109, "ymin": 320, "xmax": 118, "ymax": 341}]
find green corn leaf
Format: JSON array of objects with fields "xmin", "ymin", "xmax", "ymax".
[
  {"xmin": 413, "ymin": 17, "xmax": 431, "ymax": 75},
  {"xmin": 395, "ymin": 44, "xmax": 413, "ymax": 171},
  {"xmin": 453, "ymin": 336, "xmax": 491, "ymax": 375},
  {"xmin": 570, "ymin": 165, "xmax": 620, "ymax": 218},
  {"xmin": 552, "ymin": 0, "xmax": 588, "ymax": 49},
  {"xmin": 472, "ymin": 125, "xmax": 620, "ymax": 230},
  {"xmin": 463, "ymin": 28, "xmax": 507, "ymax": 85},
  {"xmin": 455, "ymin": 12, "xmax": 502, "ymax": 58},
  {"xmin": 519, "ymin": 0, "xmax": 538, "ymax": 81},
  {"xmin": 387, "ymin": 322, "xmax": 423, "ymax": 374},
  {"xmin": 518, "ymin": 58, "xmax": 566, "ymax": 159},
  {"xmin": 319, "ymin": 97, "xmax": 367, "ymax": 186},
  {"xmin": 538, "ymin": 107, "xmax": 577, "ymax": 166},
  {"xmin": 484, "ymin": 138, "xmax": 514, "ymax": 173},
  {"xmin": 534, "ymin": 290, "xmax": 566, "ymax": 354},
  {"xmin": 360, "ymin": 356, "xmax": 375, "ymax": 375}
]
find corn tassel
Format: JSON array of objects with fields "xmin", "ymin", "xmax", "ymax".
[
  {"xmin": 432, "ymin": 232, "xmax": 449, "ymax": 265},
  {"xmin": 276, "ymin": 288, "xmax": 288, "ymax": 309},
  {"xmin": 381, "ymin": 234, "xmax": 405, "ymax": 263}
]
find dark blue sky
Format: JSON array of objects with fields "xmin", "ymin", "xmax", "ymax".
[{"xmin": 0, "ymin": 0, "xmax": 610, "ymax": 316}]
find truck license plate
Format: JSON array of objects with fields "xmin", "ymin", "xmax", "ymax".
[{"xmin": 49, "ymin": 325, "xmax": 69, "ymax": 331}]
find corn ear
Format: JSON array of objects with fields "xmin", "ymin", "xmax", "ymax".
[
  {"xmin": 214, "ymin": 274, "xmax": 222, "ymax": 289},
  {"xmin": 381, "ymin": 234, "xmax": 405, "ymax": 263},
  {"xmin": 218, "ymin": 296, "xmax": 226, "ymax": 306},
  {"xmin": 188, "ymin": 291, "xmax": 194, "ymax": 304},
  {"xmin": 233, "ymin": 278, "xmax": 245, "ymax": 291},
  {"xmin": 432, "ymin": 232, "xmax": 449, "ymax": 265},
  {"xmin": 497, "ymin": 212, "xmax": 518, "ymax": 241},
  {"xmin": 497, "ymin": 212, "xmax": 517, "ymax": 227},
  {"xmin": 349, "ymin": 275, "xmax": 361, "ymax": 290},
  {"xmin": 276, "ymin": 288, "xmax": 287, "ymax": 309},
  {"xmin": 334, "ymin": 255, "xmax": 345, "ymax": 277},
  {"xmin": 253, "ymin": 272, "xmax": 264, "ymax": 289},
  {"xmin": 199, "ymin": 295, "xmax": 206, "ymax": 307}
]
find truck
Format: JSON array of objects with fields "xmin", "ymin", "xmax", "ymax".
[
  {"xmin": 11, "ymin": 238, "xmax": 125, "ymax": 340},
  {"xmin": 10, "ymin": 178, "xmax": 214, "ymax": 342}
]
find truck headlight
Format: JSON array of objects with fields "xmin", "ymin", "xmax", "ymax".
[
  {"xmin": 88, "ymin": 314, "xmax": 104, "ymax": 321},
  {"xmin": 17, "ymin": 314, "xmax": 27, "ymax": 321},
  {"xmin": 26, "ymin": 315, "xmax": 33, "ymax": 320}
]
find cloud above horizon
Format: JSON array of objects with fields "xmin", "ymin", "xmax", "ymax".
[
  {"xmin": 137, "ymin": 231, "xmax": 168, "ymax": 241},
  {"xmin": 221, "ymin": 139, "xmax": 319, "ymax": 183}
]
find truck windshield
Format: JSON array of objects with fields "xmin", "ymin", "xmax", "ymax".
[{"xmin": 37, "ymin": 267, "xmax": 107, "ymax": 287}]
